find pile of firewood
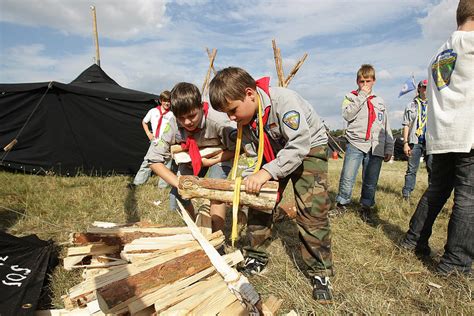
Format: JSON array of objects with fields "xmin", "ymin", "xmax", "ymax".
[{"xmin": 51, "ymin": 221, "xmax": 283, "ymax": 315}]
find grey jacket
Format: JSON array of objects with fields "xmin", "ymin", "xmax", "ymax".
[
  {"xmin": 242, "ymin": 86, "xmax": 327, "ymax": 180},
  {"xmin": 402, "ymin": 97, "xmax": 426, "ymax": 145},
  {"xmin": 342, "ymin": 90, "xmax": 394, "ymax": 157},
  {"xmin": 144, "ymin": 106, "xmax": 236, "ymax": 168}
]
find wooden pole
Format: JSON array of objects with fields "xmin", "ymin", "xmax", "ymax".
[
  {"xmin": 202, "ymin": 48, "xmax": 217, "ymax": 94},
  {"xmin": 206, "ymin": 48, "xmax": 217, "ymax": 75},
  {"xmin": 284, "ymin": 53, "xmax": 308, "ymax": 87},
  {"xmin": 90, "ymin": 6, "xmax": 101, "ymax": 67},
  {"xmin": 272, "ymin": 39, "xmax": 285, "ymax": 87}
]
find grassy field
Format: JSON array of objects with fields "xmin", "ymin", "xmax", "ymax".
[{"xmin": 0, "ymin": 159, "xmax": 472, "ymax": 314}]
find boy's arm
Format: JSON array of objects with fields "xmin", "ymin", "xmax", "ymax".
[
  {"xmin": 383, "ymin": 109, "xmax": 395, "ymax": 161},
  {"xmin": 261, "ymin": 91, "xmax": 312, "ymax": 181},
  {"xmin": 142, "ymin": 121, "xmax": 153, "ymax": 141},
  {"xmin": 150, "ymin": 162, "xmax": 178, "ymax": 187},
  {"xmin": 342, "ymin": 91, "xmax": 367, "ymax": 122}
]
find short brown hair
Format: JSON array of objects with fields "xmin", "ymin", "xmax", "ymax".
[
  {"xmin": 357, "ymin": 64, "xmax": 376, "ymax": 81},
  {"xmin": 159, "ymin": 90, "xmax": 170, "ymax": 103},
  {"xmin": 170, "ymin": 82, "xmax": 202, "ymax": 117},
  {"xmin": 457, "ymin": 0, "xmax": 474, "ymax": 26},
  {"xmin": 209, "ymin": 67, "xmax": 256, "ymax": 111}
]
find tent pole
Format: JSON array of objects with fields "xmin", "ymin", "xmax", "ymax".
[{"xmin": 91, "ymin": 6, "xmax": 101, "ymax": 67}]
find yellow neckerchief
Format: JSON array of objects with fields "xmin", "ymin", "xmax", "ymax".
[
  {"xmin": 415, "ymin": 97, "xmax": 427, "ymax": 137},
  {"xmin": 230, "ymin": 93, "xmax": 265, "ymax": 246}
]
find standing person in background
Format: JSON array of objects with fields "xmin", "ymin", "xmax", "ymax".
[
  {"xmin": 400, "ymin": 0, "xmax": 473, "ymax": 276},
  {"xmin": 131, "ymin": 90, "xmax": 174, "ymax": 188},
  {"xmin": 401, "ymin": 80, "xmax": 432, "ymax": 201},
  {"xmin": 333, "ymin": 64, "xmax": 394, "ymax": 222}
]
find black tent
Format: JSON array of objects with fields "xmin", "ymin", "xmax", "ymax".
[{"xmin": 0, "ymin": 64, "xmax": 158, "ymax": 175}]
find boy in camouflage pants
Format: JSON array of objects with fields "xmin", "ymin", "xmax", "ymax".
[{"xmin": 209, "ymin": 67, "xmax": 333, "ymax": 304}]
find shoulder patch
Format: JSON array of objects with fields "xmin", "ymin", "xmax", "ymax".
[
  {"xmin": 431, "ymin": 49, "xmax": 457, "ymax": 90},
  {"xmin": 342, "ymin": 96, "xmax": 352, "ymax": 107},
  {"xmin": 282, "ymin": 110, "xmax": 300, "ymax": 130}
]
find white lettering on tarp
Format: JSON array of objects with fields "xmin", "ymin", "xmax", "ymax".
[{"xmin": 0, "ymin": 255, "xmax": 31, "ymax": 287}]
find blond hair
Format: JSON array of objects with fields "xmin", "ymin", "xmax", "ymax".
[{"xmin": 357, "ymin": 64, "xmax": 376, "ymax": 81}]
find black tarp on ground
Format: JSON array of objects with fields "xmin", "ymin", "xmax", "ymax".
[
  {"xmin": 0, "ymin": 64, "xmax": 159, "ymax": 175},
  {"xmin": 0, "ymin": 232, "xmax": 58, "ymax": 316}
]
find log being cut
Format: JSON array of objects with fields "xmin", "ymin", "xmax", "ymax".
[{"xmin": 178, "ymin": 176, "xmax": 279, "ymax": 210}]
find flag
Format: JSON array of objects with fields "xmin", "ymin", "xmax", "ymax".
[{"xmin": 398, "ymin": 77, "xmax": 416, "ymax": 97}]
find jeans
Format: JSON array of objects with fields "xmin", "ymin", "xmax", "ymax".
[
  {"xmin": 133, "ymin": 160, "xmax": 170, "ymax": 188},
  {"xmin": 402, "ymin": 143, "xmax": 432, "ymax": 197},
  {"xmin": 169, "ymin": 163, "xmax": 231, "ymax": 211},
  {"xmin": 404, "ymin": 150, "xmax": 473, "ymax": 274},
  {"xmin": 335, "ymin": 143, "xmax": 383, "ymax": 207}
]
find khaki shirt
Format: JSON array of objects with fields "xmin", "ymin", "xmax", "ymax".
[
  {"xmin": 242, "ymin": 87, "xmax": 327, "ymax": 180},
  {"xmin": 144, "ymin": 106, "xmax": 237, "ymax": 168},
  {"xmin": 342, "ymin": 90, "xmax": 394, "ymax": 157},
  {"xmin": 402, "ymin": 97, "xmax": 426, "ymax": 145}
]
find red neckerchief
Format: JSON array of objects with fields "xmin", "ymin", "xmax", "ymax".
[
  {"xmin": 180, "ymin": 102, "xmax": 209, "ymax": 175},
  {"xmin": 352, "ymin": 90, "xmax": 376, "ymax": 140},
  {"xmin": 250, "ymin": 77, "xmax": 275, "ymax": 164},
  {"xmin": 155, "ymin": 105, "xmax": 170, "ymax": 138}
]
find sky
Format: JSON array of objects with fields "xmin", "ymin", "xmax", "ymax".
[{"xmin": 0, "ymin": 0, "xmax": 458, "ymax": 129}]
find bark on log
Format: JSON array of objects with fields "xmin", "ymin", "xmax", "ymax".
[
  {"xmin": 178, "ymin": 176, "xmax": 278, "ymax": 210},
  {"xmin": 96, "ymin": 250, "xmax": 212, "ymax": 313}
]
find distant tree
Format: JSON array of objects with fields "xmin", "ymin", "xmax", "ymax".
[
  {"xmin": 392, "ymin": 128, "xmax": 403, "ymax": 138},
  {"xmin": 330, "ymin": 129, "xmax": 345, "ymax": 137}
]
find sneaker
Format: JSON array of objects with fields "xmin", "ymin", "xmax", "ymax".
[
  {"xmin": 239, "ymin": 257, "xmax": 267, "ymax": 276},
  {"xmin": 359, "ymin": 205, "xmax": 375, "ymax": 224},
  {"xmin": 399, "ymin": 238, "xmax": 432, "ymax": 257},
  {"xmin": 329, "ymin": 203, "xmax": 348, "ymax": 218},
  {"xmin": 312, "ymin": 276, "xmax": 333, "ymax": 304}
]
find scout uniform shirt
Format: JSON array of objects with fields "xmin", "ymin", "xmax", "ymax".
[
  {"xmin": 426, "ymin": 30, "xmax": 474, "ymax": 154},
  {"xmin": 342, "ymin": 90, "xmax": 394, "ymax": 157},
  {"xmin": 242, "ymin": 86, "xmax": 328, "ymax": 180},
  {"xmin": 402, "ymin": 97, "xmax": 428, "ymax": 145},
  {"xmin": 144, "ymin": 104, "xmax": 237, "ymax": 169}
]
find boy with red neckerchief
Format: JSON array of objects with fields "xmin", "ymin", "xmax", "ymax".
[
  {"xmin": 145, "ymin": 82, "xmax": 237, "ymax": 232},
  {"xmin": 209, "ymin": 67, "xmax": 333, "ymax": 304},
  {"xmin": 132, "ymin": 90, "xmax": 175, "ymax": 187},
  {"xmin": 334, "ymin": 64, "xmax": 394, "ymax": 221}
]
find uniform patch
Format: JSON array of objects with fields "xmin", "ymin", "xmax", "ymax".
[
  {"xmin": 431, "ymin": 49, "xmax": 457, "ymax": 90},
  {"xmin": 282, "ymin": 110, "xmax": 300, "ymax": 130},
  {"xmin": 342, "ymin": 96, "xmax": 352, "ymax": 107},
  {"xmin": 378, "ymin": 112, "xmax": 383, "ymax": 121}
]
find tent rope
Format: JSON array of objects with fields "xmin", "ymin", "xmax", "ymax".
[{"xmin": 1, "ymin": 81, "xmax": 53, "ymax": 164}]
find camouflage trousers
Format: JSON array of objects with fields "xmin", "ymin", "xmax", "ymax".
[{"xmin": 244, "ymin": 145, "xmax": 333, "ymax": 276}]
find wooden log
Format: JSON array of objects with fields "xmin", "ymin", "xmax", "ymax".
[
  {"xmin": 262, "ymin": 295, "xmax": 284, "ymax": 315},
  {"xmin": 70, "ymin": 230, "xmax": 190, "ymax": 246},
  {"xmin": 66, "ymin": 244, "xmax": 120, "ymax": 257},
  {"xmin": 272, "ymin": 39, "xmax": 285, "ymax": 87},
  {"xmin": 86, "ymin": 226, "xmax": 190, "ymax": 235},
  {"xmin": 96, "ymin": 250, "xmax": 213, "ymax": 313},
  {"xmin": 178, "ymin": 176, "xmax": 278, "ymax": 210},
  {"xmin": 218, "ymin": 300, "xmax": 247, "ymax": 315},
  {"xmin": 172, "ymin": 146, "xmax": 224, "ymax": 164}
]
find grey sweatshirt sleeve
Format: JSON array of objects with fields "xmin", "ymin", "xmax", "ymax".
[
  {"xmin": 144, "ymin": 118, "xmax": 177, "ymax": 164},
  {"xmin": 261, "ymin": 91, "xmax": 311, "ymax": 180},
  {"xmin": 384, "ymin": 109, "xmax": 395, "ymax": 156},
  {"xmin": 342, "ymin": 90, "xmax": 368, "ymax": 122}
]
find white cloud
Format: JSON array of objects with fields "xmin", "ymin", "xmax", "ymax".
[
  {"xmin": 0, "ymin": 0, "xmax": 169, "ymax": 41},
  {"xmin": 419, "ymin": 0, "xmax": 457, "ymax": 41}
]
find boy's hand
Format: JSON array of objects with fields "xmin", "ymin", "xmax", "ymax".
[
  {"xmin": 244, "ymin": 169, "xmax": 272, "ymax": 194},
  {"xmin": 360, "ymin": 83, "xmax": 371, "ymax": 95},
  {"xmin": 403, "ymin": 143, "xmax": 411, "ymax": 157}
]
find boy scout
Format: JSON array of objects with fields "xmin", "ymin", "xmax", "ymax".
[
  {"xmin": 145, "ymin": 82, "xmax": 236, "ymax": 232},
  {"xmin": 334, "ymin": 64, "xmax": 394, "ymax": 221},
  {"xmin": 209, "ymin": 67, "xmax": 333, "ymax": 304}
]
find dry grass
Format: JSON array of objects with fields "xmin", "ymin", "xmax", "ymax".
[{"xmin": 0, "ymin": 160, "xmax": 472, "ymax": 314}]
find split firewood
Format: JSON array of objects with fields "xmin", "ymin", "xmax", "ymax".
[
  {"xmin": 66, "ymin": 244, "xmax": 120, "ymax": 257},
  {"xmin": 171, "ymin": 145, "xmax": 224, "ymax": 164},
  {"xmin": 178, "ymin": 176, "xmax": 278, "ymax": 210},
  {"xmin": 86, "ymin": 225, "xmax": 190, "ymax": 235},
  {"xmin": 262, "ymin": 295, "xmax": 284, "ymax": 315}
]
